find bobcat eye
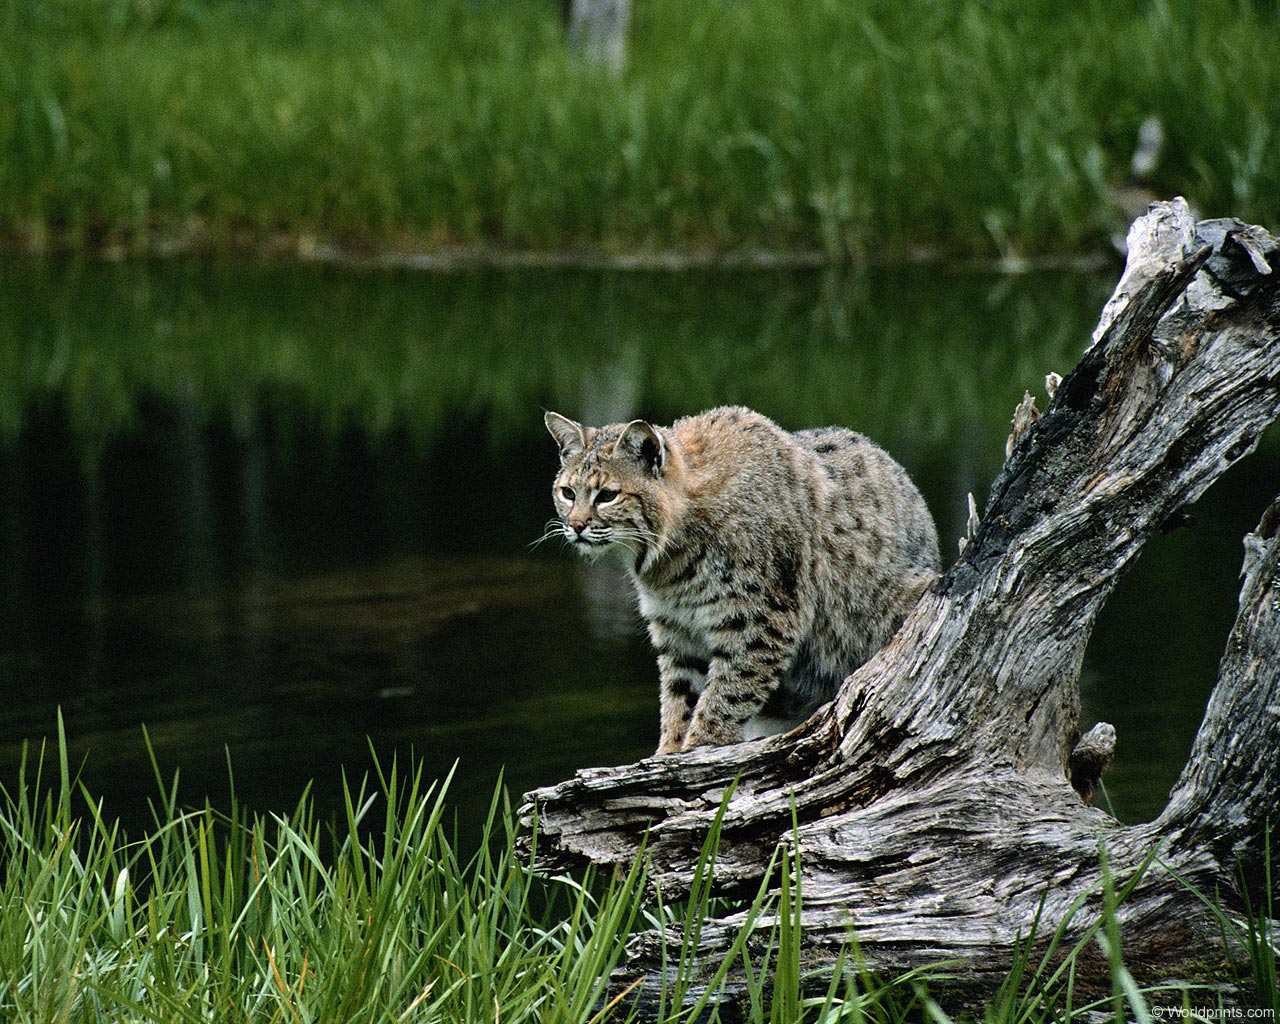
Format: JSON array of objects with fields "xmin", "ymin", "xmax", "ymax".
[
  {"xmin": 559, "ymin": 486, "xmax": 575, "ymax": 502},
  {"xmin": 595, "ymin": 488, "xmax": 620, "ymax": 504}
]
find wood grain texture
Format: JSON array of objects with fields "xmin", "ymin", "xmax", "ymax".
[{"xmin": 518, "ymin": 199, "xmax": 1280, "ymax": 1002}]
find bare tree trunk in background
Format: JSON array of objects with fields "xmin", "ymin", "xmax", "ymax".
[
  {"xmin": 565, "ymin": 0, "xmax": 630, "ymax": 72},
  {"xmin": 518, "ymin": 199, "xmax": 1280, "ymax": 1009}
]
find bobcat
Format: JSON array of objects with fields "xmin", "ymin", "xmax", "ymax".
[{"xmin": 544, "ymin": 406, "xmax": 940, "ymax": 754}]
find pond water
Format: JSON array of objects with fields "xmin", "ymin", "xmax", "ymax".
[{"xmin": 0, "ymin": 256, "xmax": 1274, "ymax": 833}]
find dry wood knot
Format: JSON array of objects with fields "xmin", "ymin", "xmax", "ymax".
[
  {"xmin": 1069, "ymin": 722, "xmax": 1116, "ymax": 806},
  {"xmin": 1196, "ymin": 219, "xmax": 1279, "ymax": 299}
]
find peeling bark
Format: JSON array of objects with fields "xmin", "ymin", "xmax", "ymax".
[{"xmin": 518, "ymin": 200, "xmax": 1280, "ymax": 1001}]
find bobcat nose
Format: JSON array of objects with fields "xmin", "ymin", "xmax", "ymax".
[{"xmin": 568, "ymin": 517, "xmax": 587, "ymax": 535}]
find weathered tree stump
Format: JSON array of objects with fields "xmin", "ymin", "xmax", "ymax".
[
  {"xmin": 518, "ymin": 199, "xmax": 1280, "ymax": 1002},
  {"xmin": 564, "ymin": 0, "xmax": 630, "ymax": 72}
]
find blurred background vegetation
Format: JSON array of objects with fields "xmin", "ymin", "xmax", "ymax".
[{"xmin": 3, "ymin": 0, "xmax": 1278, "ymax": 261}]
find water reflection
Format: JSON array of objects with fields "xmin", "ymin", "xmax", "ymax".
[{"xmin": 0, "ymin": 256, "xmax": 1273, "ymax": 831}]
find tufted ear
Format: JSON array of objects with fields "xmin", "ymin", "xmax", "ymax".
[
  {"xmin": 614, "ymin": 419, "xmax": 665, "ymax": 477},
  {"xmin": 545, "ymin": 411, "xmax": 586, "ymax": 462}
]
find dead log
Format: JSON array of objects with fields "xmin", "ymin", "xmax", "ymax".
[{"xmin": 518, "ymin": 199, "xmax": 1280, "ymax": 997}]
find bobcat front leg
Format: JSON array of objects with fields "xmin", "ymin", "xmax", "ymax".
[
  {"xmin": 655, "ymin": 652, "xmax": 707, "ymax": 754},
  {"xmin": 683, "ymin": 612, "xmax": 798, "ymax": 750},
  {"xmin": 650, "ymin": 619, "xmax": 709, "ymax": 755}
]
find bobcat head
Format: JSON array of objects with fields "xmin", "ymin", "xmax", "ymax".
[{"xmin": 543, "ymin": 411, "xmax": 680, "ymax": 564}]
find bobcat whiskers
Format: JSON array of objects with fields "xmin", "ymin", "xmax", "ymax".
[
  {"xmin": 568, "ymin": 525, "xmax": 612, "ymax": 554},
  {"xmin": 604, "ymin": 524, "xmax": 660, "ymax": 560},
  {"xmin": 568, "ymin": 523, "xmax": 653, "ymax": 559},
  {"xmin": 533, "ymin": 513, "xmax": 658, "ymax": 563},
  {"xmin": 528, "ymin": 519, "xmax": 572, "ymax": 551}
]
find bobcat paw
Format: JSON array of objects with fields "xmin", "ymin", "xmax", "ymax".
[{"xmin": 682, "ymin": 721, "xmax": 742, "ymax": 750}]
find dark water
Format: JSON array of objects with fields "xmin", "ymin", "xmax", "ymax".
[{"xmin": 0, "ymin": 256, "xmax": 1274, "ymax": 831}]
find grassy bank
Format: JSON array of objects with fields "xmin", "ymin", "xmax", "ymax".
[
  {"xmin": 1, "ymin": 723, "xmax": 1276, "ymax": 1022},
  {"xmin": 3, "ymin": 0, "xmax": 1278, "ymax": 261}
]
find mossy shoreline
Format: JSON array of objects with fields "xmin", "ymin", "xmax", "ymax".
[{"xmin": 0, "ymin": 217, "xmax": 1120, "ymax": 273}]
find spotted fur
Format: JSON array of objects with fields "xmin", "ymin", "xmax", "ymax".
[{"xmin": 545, "ymin": 406, "xmax": 940, "ymax": 753}]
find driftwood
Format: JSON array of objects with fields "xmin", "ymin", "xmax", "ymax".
[{"xmin": 518, "ymin": 199, "xmax": 1280, "ymax": 1000}]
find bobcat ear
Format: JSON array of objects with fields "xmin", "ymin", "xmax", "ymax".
[
  {"xmin": 545, "ymin": 411, "xmax": 586, "ymax": 461},
  {"xmin": 614, "ymin": 420, "xmax": 665, "ymax": 477}
]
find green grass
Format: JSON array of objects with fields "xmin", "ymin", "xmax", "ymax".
[
  {"xmin": 2, "ymin": 719, "xmax": 1276, "ymax": 1022},
  {"xmin": 2, "ymin": 0, "xmax": 1278, "ymax": 260}
]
